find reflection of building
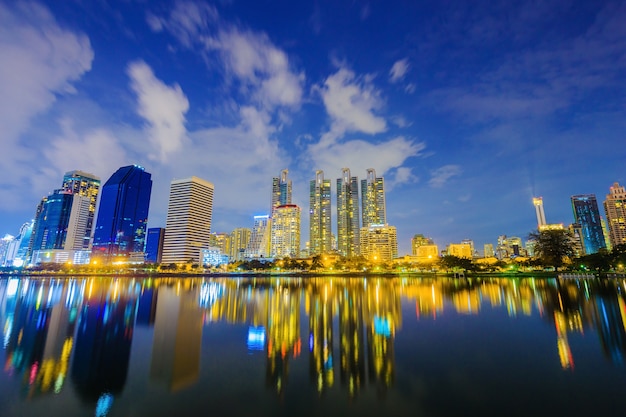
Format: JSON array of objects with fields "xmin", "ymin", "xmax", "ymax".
[
  {"xmin": 270, "ymin": 205, "xmax": 301, "ymax": 258},
  {"xmin": 162, "ymin": 176, "xmax": 214, "ymax": 264},
  {"xmin": 92, "ymin": 165, "xmax": 152, "ymax": 262},
  {"xmin": 571, "ymin": 194, "xmax": 606, "ymax": 254},
  {"xmin": 337, "ymin": 168, "xmax": 360, "ymax": 257},
  {"xmin": 151, "ymin": 287, "xmax": 203, "ymax": 391},
  {"xmin": 310, "ymin": 170, "xmax": 332, "ymax": 255},
  {"xmin": 604, "ymin": 182, "xmax": 626, "ymax": 248},
  {"xmin": 308, "ymin": 287, "xmax": 335, "ymax": 393},
  {"xmin": 360, "ymin": 224, "xmax": 398, "ymax": 262},
  {"xmin": 338, "ymin": 286, "xmax": 365, "ymax": 398},
  {"xmin": 71, "ymin": 281, "xmax": 138, "ymax": 401}
]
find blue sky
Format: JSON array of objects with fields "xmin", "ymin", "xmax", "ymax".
[{"xmin": 1, "ymin": 0, "xmax": 625, "ymax": 255}]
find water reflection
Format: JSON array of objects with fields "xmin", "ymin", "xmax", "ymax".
[{"xmin": 1, "ymin": 275, "xmax": 626, "ymax": 411}]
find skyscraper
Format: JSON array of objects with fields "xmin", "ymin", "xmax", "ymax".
[
  {"xmin": 309, "ymin": 170, "xmax": 332, "ymax": 255},
  {"xmin": 361, "ymin": 168, "xmax": 386, "ymax": 228},
  {"xmin": 533, "ymin": 197, "xmax": 547, "ymax": 229},
  {"xmin": 61, "ymin": 170, "xmax": 100, "ymax": 249},
  {"xmin": 245, "ymin": 215, "xmax": 271, "ymax": 258},
  {"xmin": 92, "ymin": 165, "xmax": 152, "ymax": 262},
  {"xmin": 604, "ymin": 182, "xmax": 626, "ymax": 248},
  {"xmin": 145, "ymin": 227, "xmax": 165, "ymax": 264},
  {"xmin": 161, "ymin": 176, "xmax": 214, "ymax": 264},
  {"xmin": 271, "ymin": 169, "xmax": 292, "ymax": 214},
  {"xmin": 337, "ymin": 168, "xmax": 360, "ymax": 257},
  {"xmin": 270, "ymin": 204, "xmax": 301, "ymax": 258},
  {"xmin": 571, "ymin": 194, "xmax": 606, "ymax": 255}
]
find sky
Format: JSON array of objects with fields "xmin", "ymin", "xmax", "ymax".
[{"xmin": 1, "ymin": 0, "xmax": 625, "ymax": 255}]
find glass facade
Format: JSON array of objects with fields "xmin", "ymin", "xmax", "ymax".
[
  {"xmin": 145, "ymin": 227, "xmax": 165, "ymax": 263},
  {"xmin": 30, "ymin": 190, "xmax": 75, "ymax": 252},
  {"xmin": 571, "ymin": 194, "xmax": 606, "ymax": 254},
  {"xmin": 91, "ymin": 165, "xmax": 152, "ymax": 260},
  {"xmin": 61, "ymin": 170, "xmax": 100, "ymax": 249}
]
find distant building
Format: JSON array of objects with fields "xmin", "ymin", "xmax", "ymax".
[
  {"xmin": 411, "ymin": 234, "xmax": 434, "ymax": 255},
  {"xmin": 604, "ymin": 182, "xmax": 626, "ymax": 248},
  {"xmin": 361, "ymin": 168, "xmax": 386, "ymax": 228},
  {"xmin": 161, "ymin": 176, "xmax": 214, "ymax": 265},
  {"xmin": 209, "ymin": 233, "xmax": 231, "ymax": 260},
  {"xmin": 484, "ymin": 243, "xmax": 495, "ymax": 258},
  {"xmin": 571, "ymin": 194, "xmax": 606, "ymax": 254},
  {"xmin": 360, "ymin": 224, "xmax": 398, "ymax": 262},
  {"xmin": 447, "ymin": 243, "xmax": 472, "ymax": 259},
  {"xmin": 309, "ymin": 170, "xmax": 332, "ymax": 255},
  {"xmin": 415, "ymin": 244, "xmax": 439, "ymax": 260},
  {"xmin": 145, "ymin": 228, "xmax": 165, "ymax": 264},
  {"xmin": 245, "ymin": 215, "xmax": 271, "ymax": 258},
  {"xmin": 230, "ymin": 228, "xmax": 251, "ymax": 261},
  {"xmin": 533, "ymin": 197, "xmax": 547, "ymax": 229},
  {"xmin": 270, "ymin": 204, "xmax": 301, "ymax": 258},
  {"xmin": 92, "ymin": 165, "xmax": 152, "ymax": 262},
  {"xmin": 337, "ymin": 168, "xmax": 360, "ymax": 257},
  {"xmin": 271, "ymin": 169, "xmax": 292, "ymax": 214}
]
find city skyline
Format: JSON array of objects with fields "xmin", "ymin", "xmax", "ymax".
[{"xmin": 1, "ymin": 1, "xmax": 625, "ymax": 254}]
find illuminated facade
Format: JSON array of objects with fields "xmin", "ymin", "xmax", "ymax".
[
  {"xmin": 161, "ymin": 176, "xmax": 214, "ymax": 265},
  {"xmin": 447, "ymin": 243, "xmax": 473, "ymax": 259},
  {"xmin": 92, "ymin": 165, "xmax": 152, "ymax": 262},
  {"xmin": 533, "ymin": 197, "xmax": 547, "ymax": 228},
  {"xmin": 245, "ymin": 215, "xmax": 271, "ymax": 258},
  {"xmin": 411, "ymin": 234, "xmax": 434, "ymax": 255},
  {"xmin": 230, "ymin": 227, "xmax": 251, "ymax": 261},
  {"xmin": 270, "ymin": 204, "xmax": 301, "ymax": 258},
  {"xmin": 61, "ymin": 170, "xmax": 100, "ymax": 249},
  {"xmin": 360, "ymin": 224, "xmax": 398, "ymax": 261},
  {"xmin": 271, "ymin": 169, "xmax": 292, "ymax": 214},
  {"xmin": 571, "ymin": 194, "xmax": 606, "ymax": 254},
  {"xmin": 309, "ymin": 170, "xmax": 332, "ymax": 255},
  {"xmin": 361, "ymin": 169, "xmax": 386, "ymax": 228},
  {"xmin": 604, "ymin": 182, "xmax": 626, "ymax": 248},
  {"xmin": 337, "ymin": 168, "xmax": 360, "ymax": 257}
]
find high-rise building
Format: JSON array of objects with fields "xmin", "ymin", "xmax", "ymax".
[
  {"xmin": 230, "ymin": 228, "xmax": 251, "ymax": 261},
  {"xmin": 145, "ymin": 227, "xmax": 165, "ymax": 264},
  {"xmin": 271, "ymin": 169, "xmax": 292, "ymax": 214},
  {"xmin": 533, "ymin": 197, "xmax": 547, "ymax": 229},
  {"xmin": 270, "ymin": 204, "xmax": 301, "ymax": 258},
  {"xmin": 604, "ymin": 182, "xmax": 626, "ymax": 248},
  {"xmin": 571, "ymin": 194, "xmax": 606, "ymax": 255},
  {"xmin": 92, "ymin": 165, "xmax": 152, "ymax": 262},
  {"xmin": 310, "ymin": 170, "xmax": 332, "ymax": 255},
  {"xmin": 361, "ymin": 168, "xmax": 386, "ymax": 228},
  {"xmin": 161, "ymin": 176, "xmax": 214, "ymax": 265},
  {"xmin": 61, "ymin": 170, "xmax": 100, "ymax": 249},
  {"xmin": 245, "ymin": 215, "xmax": 271, "ymax": 258},
  {"xmin": 360, "ymin": 224, "xmax": 398, "ymax": 262},
  {"xmin": 337, "ymin": 168, "xmax": 360, "ymax": 257}
]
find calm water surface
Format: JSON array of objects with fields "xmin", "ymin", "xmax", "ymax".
[{"xmin": 1, "ymin": 275, "xmax": 625, "ymax": 417}]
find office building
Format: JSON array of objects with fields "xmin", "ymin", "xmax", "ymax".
[
  {"xmin": 161, "ymin": 176, "xmax": 214, "ymax": 265},
  {"xmin": 571, "ymin": 194, "xmax": 606, "ymax": 255},
  {"xmin": 411, "ymin": 234, "xmax": 434, "ymax": 255},
  {"xmin": 61, "ymin": 170, "xmax": 100, "ymax": 249},
  {"xmin": 447, "ymin": 243, "xmax": 473, "ymax": 259},
  {"xmin": 337, "ymin": 168, "xmax": 360, "ymax": 257},
  {"xmin": 145, "ymin": 227, "xmax": 165, "ymax": 264},
  {"xmin": 310, "ymin": 170, "xmax": 332, "ymax": 255},
  {"xmin": 271, "ymin": 169, "xmax": 292, "ymax": 214},
  {"xmin": 230, "ymin": 228, "xmax": 251, "ymax": 261},
  {"xmin": 360, "ymin": 224, "xmax": 398, "ymax": 262},
  {"xmin": 92, "ymin": 165, "xmax": 152, "ymax": 262},
  {"xmin": 604, "ymin": 182, "xmax": 626, "ymax": 248},
  {"xmin": 270, "ymin": 204, "xmax": 301, "ymax": 258},
  {"xmin": 245, "ymin": 215, "xmax": 271, "ymax": 258},
  {"xmin": 361, "ymin": 168, "xmax": 386, "ymax": 228},
  {"xmin": 533, "ymin": 197, "xmax": 547, "ymax": 229}
]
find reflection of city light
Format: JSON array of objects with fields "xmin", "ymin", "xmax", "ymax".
[
  {"xmin": 6, "ymin": 279, "xmax": 18, "ymax": 297},
  {"xmin": 374, "ymin": 316, "xmax": 391, "ymax": 337},
  {"xmin": 247, "ymin": 326, "xmax": 266, "ymax": 351},
  {"xmin": 199, "ymin": 282, "xmax": 224, "ymax": 308},
  {"xmin": 95, "ymin": 393, "xmax": 114, "ymax": 417}
]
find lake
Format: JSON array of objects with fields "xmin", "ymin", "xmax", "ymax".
[{"xmin": 1, "ymin": 275, "xmax": 625, "ymax": 417}]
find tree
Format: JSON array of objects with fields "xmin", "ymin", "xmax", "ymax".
[{"xmin": 528, "ymin": 229, "xmax": 576, "ymax": 271}]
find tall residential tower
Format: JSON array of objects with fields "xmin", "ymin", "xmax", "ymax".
[
  {"xmin": 309, "ymin": 170, "xmax": 332, "ymax": 255},
  {"xmin": 337, "ymin": 168, "xmax": 360, "ymax": 257},
  {"xmin": 271, "ymin": 169, "xmax": 292, "ymax": 214},
  {"xmin": 604, "ymin": 182, "xmax": 626, "ymax": 248},
  {"xmin": 361, "ymin": 168, "xmax": 386, "ymax": 228},
  {"xmin": 571, "ymin": 194, "xmax": 606, "ymax": 255}
]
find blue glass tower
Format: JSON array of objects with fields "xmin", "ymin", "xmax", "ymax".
[
  {"xmin": 92, "ymin": 165, "xmax": 152, "ymax": 261},
  {"xmin": 145, "ymin": 227, "xmax": 165, "ymax": 263},
  {"xmin": 571, "ymin": 194, "xmax": 606, "ymax": 255},
  {"xmin": 30, "ymin": 190, "xmax": 75, "ymax": 251}
]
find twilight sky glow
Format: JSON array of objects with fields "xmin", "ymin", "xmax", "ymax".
[{"xmin": 1, "ymin": 0, "xmax": 625, "ymax": 255}]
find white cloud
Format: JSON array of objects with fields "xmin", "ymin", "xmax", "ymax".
[
  {"xmin": 389, "ymin": 58, "xmax": 410, "ymax": 83},
  {"xmin": 0, "ymin": 1, "xmax": 93, "ymax": 212},
  {"xmin": 314, "ymin": 67, "xmax": 387, "ymax": 148},
  {"xmin": 128, "ymin": 61, "xmax": 190, "ymax": 162},
  {"xmin": 405, "ymin": 83, "xmax": 416, "ymax": 94},
  {"xmin": 429, "ymin": 165, "xmax": 462, "ymax": 188},
  {"xmin": 146, "ymin": 1, "xmax": 218, "ymax": 47}
]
